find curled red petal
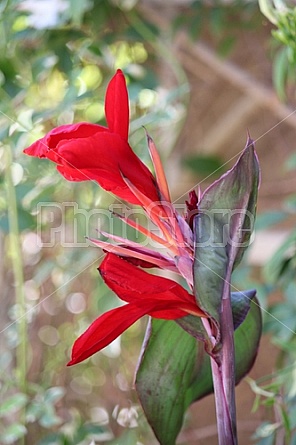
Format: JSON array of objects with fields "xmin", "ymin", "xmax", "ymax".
[
  {"xmin": 99, "ymin": 253, "xmax": 204, "ymax": 315},
  {"xmin": 52, "ymin": 131, "xmax": 159, "ymax": 204},
  {"xmin": 105, "ymin": 69, "xmax": 129, "ymax": 140},
  {"xmin": 29, "ymin": 129, "xmax": 158, "ymax": 204},
  {"xmin": 24, "ymin": 122, "xmax": 104, "ymax": 157},
  {"xmin": 24, "ymin": 73, "xmax": 160, "ymax": 205}
]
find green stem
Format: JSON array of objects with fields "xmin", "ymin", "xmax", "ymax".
[{"xmin": 5, "ymin": 145, "xmax": 27, "ymax": 439}]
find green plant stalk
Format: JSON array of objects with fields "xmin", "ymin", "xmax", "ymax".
[
  {"xmin": 210, "ymin": 273, "xmax": 237, "ymax": 445},
  {"xmin": 5, "ymin": 145, "xmax": 27, "ymax": 422}
]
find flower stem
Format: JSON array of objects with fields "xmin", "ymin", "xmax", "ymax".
[
  {"xmin": 5, "ymin": 144, "xmax": 27, "ymax": 441},
  {"xmin": 211, "ymin": 276, "xmax": 238, "ymax": 445}
]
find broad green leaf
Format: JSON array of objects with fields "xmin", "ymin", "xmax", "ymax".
[
  {"xmin": 136, "ymin": 295, "xmax": 261, "ymax": 445},
  {"xmin": 193, "ymin": 139, "xmax": 260, "ymax": 327},
  {"xmin": 175, "ymin": 313, "xmax": 207, "ymax": 343},
  {"xmin": 135, "ymin": 318, "xmax": 197, "ymax": 445}
]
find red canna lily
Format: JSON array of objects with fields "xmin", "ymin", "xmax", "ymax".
[
  {"xmin": 24, "ymin": 69, "xmax": 204, "ymax": 366},
  {"xmin": 24, "ymin": 70, "xmax": 195, "ymax": 271},
  {"xmin": 24, "ymin": 70, "xmax": 159, "ymax": 206},
  {"xmin": 68, "ymin": 253, "xmax": 206, "ymax": 366}
]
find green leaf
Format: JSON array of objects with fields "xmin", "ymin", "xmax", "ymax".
[
  {"xmin": 135, "ymin": 318, "xmax": 197, "ymax": 445},
  {"xmin": 175, "ymin": 313, "xmax": 207, "ymax": 343},
  {"xmin": 39, "ymin": 409, "xmax": 62, "ymax": 428},
  {"xmin": 193, "ymin": 138, "xmax": 260, "ymax": 328},
  {"xmin": 72, "ymin": 423, "xmax": 108, "ymax": 444},
  {"xmin": 136, "ymin": 295, "xmax": 262, "ymax": 445},
  {"xmin": 0, "ymin": 393, "xmax": 28, "ymax": 417},
  {"xmin": 44, "ymin": 387, "xmax": 65, "ymax": 404},
  {"xmin": 264, "ymin": 229, "xmax": 296, "ymax": 284},
  {"xmin": 273, "ymin": 47, "xmax": 289, "ymax": 101},
  {"xmin": 0, "ymin": 423, "xmax": 27, "ymax": 444}
]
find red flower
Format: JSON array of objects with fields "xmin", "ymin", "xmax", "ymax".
[
  {"xmin": 24, "ymin": 70, "xmax": 206, "ymax": 366},
  {"xmin": 24, "ymin": 70, "xmax": 159, "ymax": 205},
  {"xmin": 68, "ymin": 253, "xmax": 206, "ymax": 366}
]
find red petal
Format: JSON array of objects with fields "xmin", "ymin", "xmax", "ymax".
[
  {"xmin": 24, "ymin": 74, "xmax": 159, "ymax": 205},
  {"xmin": 68, "ymin": 254, "xmax": 206, "ymax": 365},
  {"xmin": 56, "ymin": 165, "xmax": 96, "ymax": 181},
  {"xmin": 68, "ymin": 303, "xmax": 154, "ymax": 365},
  {"xmin": 68, "ymin": 299, "xmax": 192, "ymax": 366},
  {"xmin": 56, "ymin": 132, "xmax": 126, "ymax": 169},
  {"xmin": 24, "ymin": 134, "xmax": 50, "ymax": 158},
  {"xmin": 24, "ymin": 122, "xmax": 104, "ymax": 158},
  {"xmin": 57, "ymin": 164, "xmax": 153, "ymax": 205},
  {"xmin": 99, "ymin": 253, "xmax": 202, "ymax": 310},
  {"xmin": 105, "ymin": 69, "xmax": 129, "ymax": 140},
  {"xmin": 55, "ymin": 132, "xmax": 159, "ymax": 204}
]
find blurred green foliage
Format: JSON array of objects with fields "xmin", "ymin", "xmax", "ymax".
[
  {"xmin": 173, "ymin": 0, "xmax": 259, "ymax": 55},
  {"xmin": 1, "ymin": 0, "xmax": 296, "ymax": 444},
  {"xmin": 259, "ymin": 0, "xmax": 296, "ymax": 99}
]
